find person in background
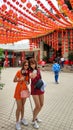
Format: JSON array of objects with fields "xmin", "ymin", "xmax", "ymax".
[
  {"xmin": 55, "ymin": 56, "xmax": 60, "ymax": 64},
  {"xmin": 60, "ymin": 56, "xmax": 65, "ymax": 68},
  {"xmin": 29, "ymin": 58, "xmax": 44, "ymax": 129},
  {"xmin": 52, "ymin": 60, "xmax": 60, "ymax": 84},
  {"xmin": 18, "ymin": 59, "xmax": 21, "ymax": 67},
  {"xmin": 3, "ymin": 60, "xmax": 9, "ymax": 68},
  {"xmin": 13, "ymin": 60, "xmax": 29, "ymax": 130}
]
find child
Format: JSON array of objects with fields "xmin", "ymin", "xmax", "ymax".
[{"xmin": 52, "ymin": 60, "xmax": 60, "ymax": 84}]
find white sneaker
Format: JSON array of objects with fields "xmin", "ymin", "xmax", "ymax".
[
  {"xmin": 16, "ymin": 122, "xmax": 21, "ymax": 130},
  {"xmin": 36, "ymin": 118, "xmax": 42, "ymax": 123},
  {"xmin": 21, "ymin": 118, "xmax": 28, "ymax": 126},
  {"xmin": 32, "ymin": 120, "xmax": 39, "ymax": 129}
]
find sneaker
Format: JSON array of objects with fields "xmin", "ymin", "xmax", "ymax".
[
  {"xmin": 55, "ymin": 81, "xmax": 59, "ymax": 84},
  {"xmin": 56, "ymin": 81, "xmax": 59, "ymax": 84},
  {"xmin": 21, "ymin": 118, "xmax": 28, "ymax": 126},
  {"xmin": 32, "ymin": 120, "xmax": 39, "ymax": 129},
  {"xmin": 36, "ymin": 118, "xmax": 42, "ymax": 123},
  {"xmin": 16, "ymin": 122, "xmax": 21, "ymax": 130}
]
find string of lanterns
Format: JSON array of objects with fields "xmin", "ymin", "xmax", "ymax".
[{"xmin": 0, "ymin": 0, "xmax": 73, "ymax": 51}]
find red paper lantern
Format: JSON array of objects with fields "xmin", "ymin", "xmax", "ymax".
[
  {"xmin": 0, "ymin": 29, "xmax": 4, "ymax": 35},
  {"xmin": 13, "ymin": 13, "xmax": 17, "ymax": 19},
  {"xmin": 23, "ymin": 7, "xmax": 26, "ymax": 10},
  {"xmin": 70, "ymin": 0, "xmax": 73, "ymax": 6},
  {"xmin": 0, "ymin": 18, "xmax": 3, "ymax": 25},
  {"xmin": 21, "ymin": 0, "xmax": 26, "ymax": 3},
  {"xmin": 3, "ymin": 20, "xmax": 8, "ymax": 27},
  {"xmin": 16, "ymin": 1, "xmax": 19, "ymax": 5},
  {"xmin": 59, "ymin": 0, "xmax": 64, "ymax": 5},
  {"xmin": 18, "ymin": 16, "xmax": 23, "ymax": 22},
  {"xmin": 32, "ymin": 6, "xmax": 37, "ymax": 11},
  {"xmin": 7, "ymin": 1, "xmax": 10, "ymax": 5},
  {"xmin": 7, "ymin": 31, "xmax": 10, "ymax": 36},
  {"xmin": 1, "ymin": 4, "xmax": 7, "ymax": 11},
  {"xmin": 3, "ymin": 29, "xmax": 6, "ymax": 35},
  {"xmin": 26, "ymin": 2, "xmax": 32, "ymax": 8},
  {"xmin": 8, "ymin": 9, "xmax": 13, "ymax": 16},
  {"xmin": 3, "ymin": 0, "xmax": 7, "ymax": 2},
  {"xmin": 19, "ymin": 4, "xmax": 22, "ymax": 7},
  {"xmin": 8, "ymin": 22, "xmax": 12, "ymax": 29},
  {"xmin": 65, "ymin": 50, "xmax": 68, "ymax": 52},
  {"xmin": 62, "ymin": 4, "xmax": 68, "ymax": 11},
  {"xmin": 12, "ymin": 0, "xmax": 16, "ymax": 2},
  {"xmin": 36, "ymin": 0, "xmax": 40, "ymax": 4},
  {"xmin": 11, "ymin": 32, "xmax": 14, "ymax": 37}
]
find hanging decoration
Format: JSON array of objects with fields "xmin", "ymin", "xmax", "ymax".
[
  {"xmin": 21, "ymin": 52, "xmax": 25, "ymax": 62},
  {"xmin": 70, "ymin": 29, "xmax": 73, "ymax": 50},
  {"xmin": 65, "ymin": 30, "xmax": 68, "ymax": 52},
  {"xmin": 0, "ymin": 0, "xmax": 73, "ymax": 50},
  {"xmin": 26, "ymin": 2, "xmax": 32, "ymax": 8},
  {"xmin": 56, "ymin": 31, "xmax": 59, "ymax": 51},
  {"xmin": 61, "ymin": 30, "xmax": 64, "ymax": 56},
  {"xmin": 21, "ymin": 0, "xmax": 26, "ymax": 3}
]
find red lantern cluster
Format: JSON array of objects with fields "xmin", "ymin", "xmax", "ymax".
[{"xmin": 1, "ymin": 4, "xmax": 7, "ymax": 11}]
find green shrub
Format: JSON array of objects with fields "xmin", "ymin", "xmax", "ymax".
[
  {"xmin": 68, "ymin": 51, "xmax": 73, "ymax": 61},
  {"xmin": 43, "ymin": 56, "xmax": 48, "ymax": 62}
]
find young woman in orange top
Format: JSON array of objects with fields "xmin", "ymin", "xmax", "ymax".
[{"xmin": 13, "ymin": 60, "xmax": 29, "ymax": 130}]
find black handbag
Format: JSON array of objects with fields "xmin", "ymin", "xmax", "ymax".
[{"xmin": 35, "ymin": 79, "xmax": 44, "ymax": 89}]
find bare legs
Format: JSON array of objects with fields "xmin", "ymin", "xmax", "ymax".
[
  {"xmin": 16, "ymin": 98, "xmax": 26, "ymax": 122},
  {"xmin": 32, "ymin": 94, "xmax": 44, "ymax": 122},
  {"xmin": 16, "ymin": 94, "xmax": 44, "ymax": 123}
]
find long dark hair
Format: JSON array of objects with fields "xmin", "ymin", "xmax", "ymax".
[
  {"xmin": 21, "ymin": 60, "xmax": 29, "ymax": 75},
  {"xmin": 29, "ymin": 58, "xmax": 38, "ymax": 71},
  {"xmin": 21, "ymin": 60, "xmax": 28, "ymax": 69}
]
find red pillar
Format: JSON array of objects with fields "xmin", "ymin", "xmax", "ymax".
[
  {"xmin": 5, "ymin": 50, "xmax": 8, "ymax": 67},
  {"xmin": 38, "ymin": 50, "xmax": 40, "ymax": 62},
  {"xmin": 21, "ymin": 51, "xmax": 25, "ymax": 63},
  {"xmin": 12, "ymin": 52, "xmax": 15, "ymax": 67}
]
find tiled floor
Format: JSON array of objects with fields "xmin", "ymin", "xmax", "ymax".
[{"xmin": 0, "ymin": 68, "xmax": 73, "ymax": 130}]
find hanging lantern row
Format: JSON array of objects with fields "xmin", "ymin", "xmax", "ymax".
[
  {"xmin": 5, "ymin": 1, "xmax": 50, "ymax": 32},
  {"xmin": 70, "ymin": 0, "xmax": 73, "ymax": 9},
  {"xmin": 2, "ymin": 0, "xmax": 72, "ymax": 34},
  {"xmin": 0, "ymin": 0, "xmax": 73, "ymax": 45},
  {"xmin": 0, "ymin": 0, "xmax": 72, "ymax": 37},
  {"xmin": 35, "ymin": 0, "xmax": 71, "ymax": 26},
  {"xmin": 6, "ymin": 1, "xmax": 54, "ymax": 29},
  {"xmin": 34, "ymin": 0, "xmax": 68, "ymax": 28},
  {"xmin": 64, "ymin": 30, "xmax": 68, "ymax": 52},
  {"xmin": 1, "ymin": 10, "xmax": 50, "ymax": 41},
  {"xmin": 3, "ymin": 0, "xmax": 35, "ymax": 10},
  {"xmin": 35, "ymin": 11, "xmax": 58, "ymax": 29},
  {"xmin": 30, "ymin": 29, "xmax": 73, "ymax": 53},
  {"xmin": 57, "ymin": 0, "xmax": 73, "ymax": 23},
  {"xmin": 46, "ymin": 0, "xmax": 71, "ymax": 25},
  {"xmin": 70, "ymin": 29, "xmax": 73, "ymax": 50}
]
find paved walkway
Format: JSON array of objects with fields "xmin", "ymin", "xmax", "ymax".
[{"xmin": 0, "ymin": 68, "xmax": 73, "ymax": 130}]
